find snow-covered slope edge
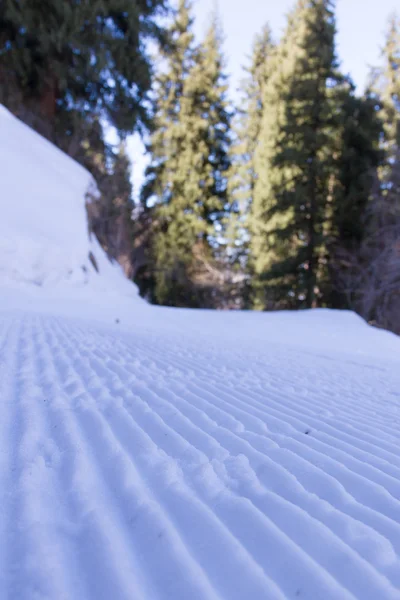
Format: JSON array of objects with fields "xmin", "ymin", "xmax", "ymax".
[{"xmin": 0, "ymin": 105, "xmax": 141, "ymax": 304}]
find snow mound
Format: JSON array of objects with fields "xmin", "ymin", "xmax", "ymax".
[{"xmin": 0, "ymin": 105, "xmax": 141, "ymax": 301}]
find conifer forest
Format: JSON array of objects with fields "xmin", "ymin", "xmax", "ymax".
[{"xmin": 1, "ymin": 0, "xmax": 399, "ymax": 333}]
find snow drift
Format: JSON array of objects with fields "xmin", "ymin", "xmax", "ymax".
[{"xmin": 0, "ymin": 105, "xmax": 141, "ymax": 305}]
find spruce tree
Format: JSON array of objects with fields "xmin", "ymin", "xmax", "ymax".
[
  {"xmin": 346, "ymin": 12, "xmax": 400, "ymax": 330},
  {"xmin": 327, "ymin": 86, "xmax": 383, "ymax": 307},
  {"xmin": 227, "ymin": 25, "xmax": 275, "ymax": 265},
  {"xmin": 374, "ymin": 14, "xmax": 400, "ymax": 168},
  {"xmin": 85, "ymin": 134, "xmax": 135, "ymax": 273},
  {"xmin": 0, "ymin": 0, "xmax": 169, "ymax": 136},
  {"xmin": 106, "ymin": 144, "xmax": 135, "ymax": 273},
  {"xmin": 141, "ymin": 0, "xmax": 196, "ymax": 207},
  {"xmin": 179, "ymin": 16, "xmax": 231, "ymax": 242},
  {"xmin": 141, "ymin": 0, "xmax": 197, "ymax": 305},
  {"xmin": 331, "ymin": 89, "xmax": 383, "ymax": 250},
  {"xmin": 143, "ymin": 10, "xmax": 231, "ymax": 306},
  {"xmin": 250, "ymin": 0, "xmax": 342, "ymax": 309},
  {"xmin": 372, "ymin": 13, "xmax": 400, "ymax": 210}
]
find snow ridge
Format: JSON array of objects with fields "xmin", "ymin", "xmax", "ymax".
[{"xmin": 1, "ymin": 313, "xmax": 400, "ymax": 600}]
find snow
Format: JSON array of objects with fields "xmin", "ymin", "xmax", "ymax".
[
  {"xmin": 1, "ymin": 106, "xmax": 400, "ymax": 600},
  {"xmin": 0, "ymin": 105, "xmax": 142, "ymax": 304}
]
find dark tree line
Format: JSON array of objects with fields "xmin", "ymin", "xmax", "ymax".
[{"xmin": 1, "ymin": 0, "xmax": 400, "ymax": 332}]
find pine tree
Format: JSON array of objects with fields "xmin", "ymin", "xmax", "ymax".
[
  {"xmin": 331, "ymin": 89, "xmax": 383, "ymax": 249},
  {"xmin": 374, "ymin": 14, "xmax": 400, "ymax": 168},
  {"xmin": 143, "ymin": 10, "xmax": 232, "ymax": 306},
  {"xmin": 0, "ymin": 0, "xmax": 169, "ymax": 137},
  {"xmin": 328, "ymin": 86, "xmax": 383, "ymax": 307},
  {"xmin": 106, "ymin": 144, "xmax": 135, "ymax": 274},
  {"xmin": 250, "ymin": 0, "xmax": 343, "ymax": 309},
  {"xmin": 141, "ymin": 0, "xmax": 197, "ymax": 305},
  {"xmin": 179, "ymin": 16, "xmax": 231, "ymax": 242},
  {"xmin": 344, "ymin": 12, "xmax": 400, "ymax": 331},
  {"xmin": 322, "ymin": 17, "xmax": 399, "ymax": 326},
  {"xmin": 141, "ymin": 0, "xmax": 196, "ymax": 207},
  {"xmin": 86, "ymin": 136, "xmax": 135, "ymax": 274},
  {"xmin": 227, "ymin": 25, "xmax": 275, "ymax": 266}
]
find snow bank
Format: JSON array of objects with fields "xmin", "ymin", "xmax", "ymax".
[{"xmin": 0, "ymin": 105, "xmax": 141, "ymax": 302}]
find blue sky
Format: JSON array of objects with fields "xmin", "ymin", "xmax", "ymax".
[
  {"xmin": 128, "ymin": 0, "xmax": 399, "ymax": 196},
  {"xmin": 194, "ymin": 0, "xmax": 398, "ymax": 92}
]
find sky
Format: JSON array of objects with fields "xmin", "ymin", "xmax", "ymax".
[{"xmin": 128, "ymin": 0, "xmax": 399, "ymax": 197}]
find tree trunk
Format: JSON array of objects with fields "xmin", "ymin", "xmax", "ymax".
[
  {"xmin": 39, "ymin": 74, "xmax": 57, "ymax": 121},
  {"xmin": 307, "ymin": 188, "xmax": 317, "ymax": 309}
]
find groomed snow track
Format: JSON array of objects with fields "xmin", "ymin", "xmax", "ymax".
[{"xmin": 1, "ymin": 313, "xmax": 400, "ymax": 600}]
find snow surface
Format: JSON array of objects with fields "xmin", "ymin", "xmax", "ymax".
[
  {"xmin": 0, "ymin": 105, "xmax": 142, "ymax": 305},
  {"xmin": 2, "ymin": 107, "xmax": 400, "ymax": 600}
]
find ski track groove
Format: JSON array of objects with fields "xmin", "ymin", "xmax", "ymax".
[
  {"xmin": 112, "ymin": 334, "xmax": 400, "ymax": 479},
  {"xmin": 2, "ymin": 314, "xmax": 400, "ymax": 599},
  {"xmin": 49, "ymin": 320, "xmax": 290, "ymax": 600},
  {"xmin": 127, "ymin": 335, "xmax": 400, "ymax": 550},
  {"xmin": 131, "ymin": 331, "xmax": 400, "ymax": 437},
  {"xmin": 127, "ymin": 334, "xmax": 400, "ymax": 491},
  {"xmin": 32, "ymin": 319, "xmax": 148, "ymax": 600},
  {"xmin": 40, "ymin": 322, "xmax": 222, "ymax": 600},
  {"xmin": 135, "ymin": 335, "xmax": 400, "ymax": 453},
  {"xmin": 54, "ymin": 319, "xmax": 400, "ymax": 597},
  {"xmin": 2, "ymin": 318, "xmax": 81, "ymax": 600},
  {"xmin": 0, "ymin": 319, "xmax": 21, "ymax": 599},
  {"xmin": 95, "ymin": 336, "xmax": 400, "ymax": 591}
]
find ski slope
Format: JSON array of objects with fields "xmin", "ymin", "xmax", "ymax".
[{"xmin": 1, "ymin": 107, "xmax": 400, "ymax": 600}]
